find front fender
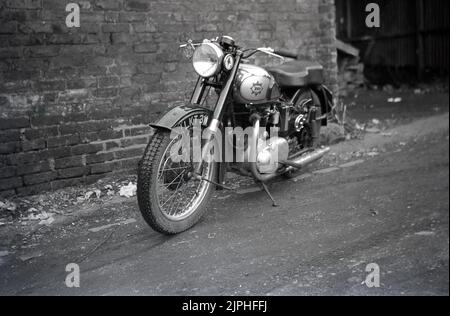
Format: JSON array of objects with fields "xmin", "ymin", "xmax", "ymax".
[
  {"xmin": 148, "ymin": 104, "xmax": 224, "ymax": 187},
  {"xmin": 149, "ymin": 104, "xmax": 212, "ymax": 131}
]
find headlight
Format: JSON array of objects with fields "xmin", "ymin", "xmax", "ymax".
[{"xmin": 192, "ymin": 43, "xmax": 224, "ymax": 78}]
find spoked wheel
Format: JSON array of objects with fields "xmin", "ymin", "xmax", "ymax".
[{"xmin": 137, "ymin": 120, "xmax": 217, "ymax": 234}]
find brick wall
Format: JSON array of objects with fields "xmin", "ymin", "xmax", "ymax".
[{"xmin": 0, "ymin": 0, "xmax": 337, "ymax": 197}]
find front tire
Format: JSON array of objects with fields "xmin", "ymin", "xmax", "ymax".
[{"xmin": 137, "ymin": 131, "xmax": 217, "ymax": 234}]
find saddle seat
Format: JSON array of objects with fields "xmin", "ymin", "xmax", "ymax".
[{"xmin": 268, "ymin": 60, "xmax": 324, "ymax": 87}]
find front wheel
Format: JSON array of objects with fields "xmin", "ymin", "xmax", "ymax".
[{"xmin": 137, "ymin": 131, "xmax": 217, "ymax": 234}]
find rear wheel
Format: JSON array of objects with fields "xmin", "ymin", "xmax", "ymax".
[{"xmin": 282, "ymin": 91, "xmax": 321, "ymax": 179}]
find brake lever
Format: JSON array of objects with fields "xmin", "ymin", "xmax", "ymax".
[
  {"xmin": 179, "ymin": 39, "xmax": 201, "ymax": 49},
  {"xmin": 256, "ymin": 47, "xmax": 285, "ymax": 61}
]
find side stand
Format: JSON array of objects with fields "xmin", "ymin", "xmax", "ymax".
[{"xmin": 260, "ymin": 182, "xmax": 279, "ymax": 207}]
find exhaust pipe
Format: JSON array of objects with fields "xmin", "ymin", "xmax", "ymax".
[
  {"xmin": 250, "ymin": 147, "xmax": 330, "ymax": 182},
  {"xmin": 281, "ymin": 147, "xmax": 330, "ymax": 171}
]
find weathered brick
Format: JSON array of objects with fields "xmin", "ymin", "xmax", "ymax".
[
  {"xmin": 133, "ymin": 42, "xmax": 159, "ymax": 53},
  {"xmin": 16, "ymin": 183, "xmax": 51, "ymax": 196},
  {"xmin": 21, "ymin": 139, "xmax": 46, "ymax": 152},
  {"xmin": 51, "ymin": 177, "xmax": 84, "ymax": 191},
  {"xmin": 59, "ymin": 121, "xmax": 112, "ymax": 135},
  {"xmin": 0, "ymin": 189, "xmax": 16, "ymax": 198},
  {"xmin": 86, "ymin": 152, "xmax": 114, "ymax": 164},
  {"xmin": 105, "ymin": 141, "xmax": 120, "ymax": 150},
  {"xmin": 47, "ymin": 135, "xmax": 80, "ymax": 148},
  {"xmin": 0, "ymin": 177, "xmax": 23, "ymax": 190},
  {"xmin": 17, "ymin": 161, "xmax": 52, "ymax": 176},
  {"xmin": 115, "ymin": 157, "xmax": 140, "ymax": 171},
  {"xmin": 71, "ymin": 143, "xmax": 103, "ymax": 156},
  {"xmin": 24, "ymin": 46, "xmax": 60, "ymax": 58},
  {"xmin": 0, "ymin": 117, "xmax": 30, "ymax": 130},
  {"xmin": 124, "ymin": 126, "xmax": 152, "ymax": 137},
  {"xmin": 0, "ymin": 80, "xmax": 32, "ymax": 93},
  {"xmin": 86, "ymin": 173, "xmax": 106, "ymax": 184},
  {"xmin": 98, "ymin": 129, "xmax": 123, "ymax": 140},
  {"xmin": 96, "ymin": 87, "xmax": 118, "ymax": 98},
  {"xmin": 124, "ymin": 0, "xmax": 151, "ymax": 11},
  {"xmin": 24, "ymin": 126, "xmax": 58, "ymax": 140},
  {"xmin": 136, "ymin": 63, "xmax": 163, "ymax": 74},
  {"xmin": 132, "ymin": 22, "xmax": 157, "ymax": 33},
  {"xmin": 98, "ymin": 76, "xmax": 120, "ymax": 88},
  {"xmin": 0, "ymin": 142, "xmax": 21, "ymax": 154},
  {"xmin": 58, "ymin": 88, "xmax": 91, "ymax": 102},
  {"xmin": 57, "ymin": 166, "xmax": 88, "ymax": 179},
  {"xmin": 55, "ymin": 156, "xmax": 84, "ymax": 169},
  {"xmin": 36, "ymin": 80, "xmax": 66, "ymax": 91},
  {"xmin": 5, "ymin": 0, "xmax": 42, "ymax": 9},
  {"xmin": 30, "ymin": 115, "xmax": 63, "ymax": 127},
  {"xmin": 0, "ymin": 21, "xmax": 17, "ymax": 34},
  {"xmin": 18, "ymin": 22, "xmax": 54, "ymax": 34},
  {"xmin": 46, "ymin": 33, "xmax": 83, "ymax": 45},
  {"xmin": 113, "ymin": 147, "xmax": 145, "ymax": 160},
  {"xmin": 104, "ymin": 12, "xmax": 119, "ymax": 23},
  {"xmin": 8, "ymin": 148, "xmax": 67, "ymax": 165},
  {"xmin": 131, "ymin": 74, "xmax": 160, "ymax": 85},
  {"xmin": 67, "ymin": 77, "xmax": 97, "ymax": 90},
  {"xmin": 120, "ymin": 136, "xmax": 148, "ymax": 148},
  {"xmin": 101, "ymin": 23, "xmax": 129, "ymax": 33},
  {"xmin": 0, "ymin": 166, "xmax": 16, "ymax": 178},
  {"xmin": 95, "ymin": 0, "xmax": 121, "ymax": 10},
  {"xmin": 0, "ymin": 47, "xmax": 22, "ymax": 59},
  {"xmin": 24, "ymin": 171, "xmax": 57, "ymax": 185},
  {"xmin": 110, "ymin": 32, "xmax": 132, "ymax": 44},
  {"xmin": 90, "ymin": 162, "xmax": 114, "ymax": 174},
  {"xmin": 119, "ymin": 12, "xmax": 146, "ymax": 22}
]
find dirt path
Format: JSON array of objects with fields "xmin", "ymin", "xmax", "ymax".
[{"xmin": 0, "ymin": 112, "xmax": 448, "ymax": 295}]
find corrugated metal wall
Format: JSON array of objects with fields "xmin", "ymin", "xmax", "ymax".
[
  {"xmin": 422, "ymin": 0, "xmax": 449, "ymax": 70},
  {"xmin": 336, "ymin": 0, "xmax": 449, "ymax": 73}
]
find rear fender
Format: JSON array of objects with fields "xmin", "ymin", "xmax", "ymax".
[
  {"xmin": 311, "ymin": 85, "xmax": 334, "ymax": 126},
  {"xmin": 321, "ymin": 85, "xmax": 334, "ymax": 114}
]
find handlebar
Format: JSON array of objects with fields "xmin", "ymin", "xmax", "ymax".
[
  {"xmin": 242, "ymin": 47, "xmax": 298, "ymax": 60},
  {"xmin": 273, "ymin": 49, "xmax": 298, "ymax": 59},
  {"xmin": 180, "ymin": 38, "xmax": 298, "ymax": 61}
]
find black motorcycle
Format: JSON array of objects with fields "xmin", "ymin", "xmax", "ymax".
[{"xmin": 137, "ymin": 35, "xmax": 333, "ymax": 234}]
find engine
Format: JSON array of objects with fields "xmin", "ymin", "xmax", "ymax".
[
  {"xmin": 254, "ymin": 134, "xmax": 290, "ymax": 174},
  {"xmin": 230, "ymin": 75, "xmax": 318, "ymax": 175}
]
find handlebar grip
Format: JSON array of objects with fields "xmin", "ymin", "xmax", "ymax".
[{"xmin": 273, "ymin": 49, "xmax": 298, "ymax": 59}]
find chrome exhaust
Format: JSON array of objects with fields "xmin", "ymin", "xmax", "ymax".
[
  {"xmin": 281, "ymin": 147, "xmax": 330, "ymax": 172},
  {"xmin": 250, "ymin": 146, "xmax": 330, "ymax": 182}
]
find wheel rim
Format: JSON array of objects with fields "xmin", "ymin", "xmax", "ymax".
[{"xmin": 155, "ymin": 131, "xmax": 214, "ymax": 221}]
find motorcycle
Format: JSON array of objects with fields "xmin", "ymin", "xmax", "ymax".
[{"xmin": 137, "ymin": 35, "xmax": 334, "ymax": 234}]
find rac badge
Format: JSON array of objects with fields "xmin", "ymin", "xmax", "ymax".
[{"xmin": 250, "ymin": 81, "xmax": 263, "ymax": 96}]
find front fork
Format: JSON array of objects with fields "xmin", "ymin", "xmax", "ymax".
[{"xmin": 193, "ymin": 51, "xmax": 243, "ymax": 175}]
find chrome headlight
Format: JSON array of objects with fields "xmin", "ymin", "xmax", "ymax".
[{"xmin": 192, "ymin": 43, "xmax": 224, "ymax": 78}]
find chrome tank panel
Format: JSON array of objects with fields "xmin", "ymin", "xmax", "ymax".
[{"xmin": 232, "ymin": 64, "xmax": 280, "ymax": 104}]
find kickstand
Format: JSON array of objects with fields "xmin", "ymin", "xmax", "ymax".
[{"xmin": 260, "ymin": 182, "xmax": 279, "ymax": 207}]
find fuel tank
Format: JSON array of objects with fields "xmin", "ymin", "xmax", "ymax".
[{"xmin": 232, "ymin": 64, "xmax": 280, "ymax": 105}]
